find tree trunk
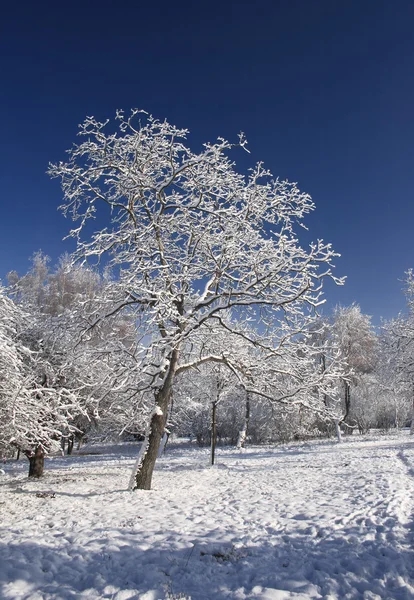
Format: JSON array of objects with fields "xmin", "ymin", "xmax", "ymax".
[
  {"xmin": 131, "ymin": 347, "xmax": 180, "ymax": 490},
  {"xmin": 67, "ymin": 435, "xmax": 74, "ymax": 455},
  {"xmin": 321, "ymin": 354, "xmax": 330, "ymax": 408},
  {"xmin": 237, "ymin": 394, "xmax": 250, "ymax": 449},
  {"xmin": 338, "ymin": 379, "xmax": 351, "ymax": 435},
  {"xmin": 211, "ymin": 400, "xmax": 217, "ymax": 466},
  {"xmin": 158, "ymin": 430, "xmax": 170, "ymax": 457},
  {"xmin": 335, "ymin": 419, "xmax": 342, "ymax": 443},
  {"xmin": 28, "ymin": 447, "xmax": 45, "ymax": 478},
  {"xmin": 344, "ymin": 381, "xmax": 351, "ymax": 421},
  {"xmin": 410, "ymin": 397, "xmax": 414, "ymax": 435}
]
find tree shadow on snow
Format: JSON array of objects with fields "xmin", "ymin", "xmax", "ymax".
[
  {"xmin": 10, "ymin": 487, "xmax": 127, "ymax": 499},
  {"xmin": 1, "ymin": 517, "xmax": 414, "ymax": 600}
]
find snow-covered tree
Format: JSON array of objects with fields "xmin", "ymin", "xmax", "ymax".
[
  {"xmin": 331, "ymin": 304, "xmax": 377, "ymax": 432},
  {"xmin": 0, "ymin": 284, "xmax": 84, "ymax": 477},
  {"xmin": 49, "ymin": 109, "xmax": 343, "ymax": 490},
  {"xmin": 0, "ymin": 286, "xmax": 27, "ymax": 458},
  {"xmin": 345, "ymin": 324, "xmax": 411, "ymax": 434},
  {"xmin": 382, "ymin": 271, "xmax": 414, "ymax": 433},
  {"xmin": 8, "ymin": 253, "xmax": 143, "ymax": 453}
]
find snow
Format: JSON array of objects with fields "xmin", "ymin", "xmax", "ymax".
[{"xmin": 1, "ymin": 432, "xmax": 414, "ymax": 599}]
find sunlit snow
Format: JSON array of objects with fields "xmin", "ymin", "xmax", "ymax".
[{"xmin": 1, "ymin": 432, "xmax": 414, "ymax": 599}]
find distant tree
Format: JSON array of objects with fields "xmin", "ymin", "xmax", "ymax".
[
  {"xmin": 332, "ymin": 304, "xmax": 378, "ymax": 434},
  {"xmin": 172, "ymin": 327, "xmax": 252, "ymax": 455},
  {"xmin": 0, "ymin": 285, "xmax": 82, "ymax": 477},
  {"xmin": 49, "ymin": 109, "xmax": 343, "ymax": 490},
  {"xmin": 8, "ymin": 253, "xmax": 142, "ymax": 456},
  {"xmin": 0, "ymin": 286, "xmax": 27, "ymax": 459},
  {"xmin": 383, "ymin": 271, "xmax": 414, "ymax": 433},
  {"xmin": 349, "ymin": 326, "xmax": 411, "ymax": 434}
]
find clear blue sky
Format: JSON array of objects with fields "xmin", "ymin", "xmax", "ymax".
[{"xmin": 1, "ymin": 0, "xmax": 413, "ymax": 323}]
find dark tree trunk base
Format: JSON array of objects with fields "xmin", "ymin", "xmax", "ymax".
[
  {"xmin": 211, "ymin": 401, "xmax": 217, "ymax": 465},
  {"xmin": 67, "ymin": 436, "xmax": 74, "ymax": 455},
  {"xmin": 28, "ymin": 447, "xmax": 45, "ymax": 478}
]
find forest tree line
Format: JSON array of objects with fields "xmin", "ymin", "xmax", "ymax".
[{"xmin": 1, "ymin": 252, "xmax": 413, "ymax": 478}]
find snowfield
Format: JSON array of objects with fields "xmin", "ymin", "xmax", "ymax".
[{"xmin": 1, "ymin": 432, "xmax": 414, "ymax": 600}]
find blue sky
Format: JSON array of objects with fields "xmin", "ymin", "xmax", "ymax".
[{"xmin": 1, "ymin": 0, "xmax": 413, "ymax": 323}]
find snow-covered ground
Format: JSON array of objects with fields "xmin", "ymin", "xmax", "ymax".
[{"xmin": 1, "ymin": 432, "xmax": 414, "ymax": 600}]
